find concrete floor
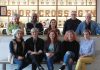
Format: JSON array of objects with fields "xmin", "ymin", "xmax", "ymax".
[{"xmin": 0, "ymin": 64, "xmax": 62, "ymax": 70}]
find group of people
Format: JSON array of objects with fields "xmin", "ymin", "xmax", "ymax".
[
  {"xmin": 7, "ymin": 11, "xmax": 97, "ymax": 70},
  {"xmin": 9, "ymin": 28, "xmax": 95, "ymax": 70},
  {"xmin": 6, "ymin": 11, "xmax": 100, "ymax": 36}
]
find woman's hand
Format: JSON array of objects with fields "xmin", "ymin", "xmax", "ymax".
[
  {"xmin": 18, "ymin": 56, "xmax": 24, "ymax": 60},
  {"xmin": 69, "ymin": 58, "xmax": 73, "ymax": 64},
  {"xmin": 46, "ymin": 52, "xmax": 54, "ymax": 58}
]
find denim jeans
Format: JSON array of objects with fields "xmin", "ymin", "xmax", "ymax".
[
  {"xmin": 46, "ymin": 56, "xmax": 54, "ymax": 70},
  {"xmin": 63, "ymin": 51, "xmax": 75, "ymax": 70},
  {"xmin": 13, "ymin": 58, "xmax": 25, "ymax": 70}
]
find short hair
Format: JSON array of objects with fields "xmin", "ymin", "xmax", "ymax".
[
  {"xmin": 71, "ymin": 11, "xmax": 77, "ymax": 14},
  {"xmin": 31, "ymin": 28, "xmax": 39, "ymax": 33},
  {"xmin": 31, "ymin": 13, "xmax": 38, "ymax": 18},
  {"xmin": 12, "ymin": 13, "xmax": 20, "ymax": 18},
  {"xmin": 12, "ymin": 29, "xmax": 24, "ymax": 39},
  {"xmin": 85, "ymin": 13, "xmax": 91, "ymax": 18}
]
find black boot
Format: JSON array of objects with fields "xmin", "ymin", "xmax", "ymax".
[
  {"xmin": 59, "ymin": 65, "xmax": 65, "ymax": 70},
  {"xmin": 38, "ymin": 65, "xmax": 44, "ymax": 70}
]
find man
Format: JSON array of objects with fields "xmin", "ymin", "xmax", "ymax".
[
  {"xmin": 25, "ymin": 28, "xmax": 44, "ymax": 70},
  {"xmin": 76, "ymin": 13, "xmax": 100, "ymax": 35},
  {"xmin": 7, "ymin": 13, "xmax": 24, "ymax": 35},
  {"xmin": 26, "ymin": 13, "xmax": 43, "ymax": 35},
  {"xmin": 63, "ymin": 11, "xmax": 81, "ymax": 35}
]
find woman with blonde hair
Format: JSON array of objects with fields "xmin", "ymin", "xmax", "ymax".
[
  {"xmin": 59, "ymin": 30, "xmax": 80, "ymax": 70},
  {"xmin": 9, "ymin": 29, "xmax": 26, "ymax": 70}
]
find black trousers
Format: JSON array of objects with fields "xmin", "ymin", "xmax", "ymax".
[{"xmin": 19, "ymin": 53, "xmax": 44, "ymax": 70}]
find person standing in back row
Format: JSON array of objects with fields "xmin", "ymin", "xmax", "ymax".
[
  {"xmin": 76, "ymin": 13, "xmax": 100, "ymax": 35},
  {"xmin": 63, "ymin": 11, "xmax": 81, "ymax": 35},
  {"xmin": 7, "ymin": 13, "xmax": 25, "ymax": 35},
  {"xmin": 26, "ymin": 13, "xmax": 44, "ymax": 35}
]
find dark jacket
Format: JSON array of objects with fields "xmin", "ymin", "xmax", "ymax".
[
  {"xmin": 9, "ymin": 39, "xmax": 26, "ymax": 58},
  {"xmin": 63, "ymin": 18, "xmax": 81, "ymax": 35},
  {"xmin": 44, "ymin": 40, "xmax": 62, "ymax": 61},
  {"xmin": 26, "ymin": 22, "xmax": 44, "ymax": 35},
  {"xmin": 61, "ymin": 40, "xmax": 80, "ymax": 61},
  {"xmin": 44, "ymin": 40, "xmax": 61, "ymax": 54},
  {"xmin": 25, "ymin": 37, "xmax": 44, "ymax": 52}
]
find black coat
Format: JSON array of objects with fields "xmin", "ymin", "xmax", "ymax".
[
  {"xmin": 25, "ymin": 37, "xmax": 44, "ymax": 52},
  {"xmin": 61, "ymin": 40, "xmax": 80, "ymax": 61},
  {"xmin": 63, "ymin": 18, "xmax": 81, "ymax": 35},
  {"xmin": 26, "ymin": 22, "xmax": 44, "ymax": 35}
]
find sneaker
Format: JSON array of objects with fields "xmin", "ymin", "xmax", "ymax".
[{"xmin": 59, "ymin": 65, "xmax": 65, "ymax": 70}]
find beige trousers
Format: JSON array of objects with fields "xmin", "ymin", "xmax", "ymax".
[{"xmin": 75, "ymin": 56, "xmax": 95, "ymax": 70}]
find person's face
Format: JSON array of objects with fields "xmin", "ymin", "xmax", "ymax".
[
  {"xmin": 85, "ymin": 14, "xmax": 91, "ymax": 23},
  {"xmin": 50, "ymin": 20, "xmax": 57, "ymax": 29},
  {"xmin": 71, "ymin": 11, "xmax": 77, "ymax": 20},
  {"xmin": 83, "ymin": 32, "xmax": 90, "ymax": 39},
  {"xmin": 16, "ymin": 31, "xmax": 24, "ymax": 39},
  {"xmin": 67, "ymin": 32, "xmax": 74, "ymax": 41},
  {"xmin": 31, "ymin": 14, "xmax": 38, "ymax": 22},
  {"xmin": 13, "ymin": 17, "xmax": 20, "ymax": 23},
  {"xmin": 31, "ymin": 31, "xmax": 38, "ymax": 39},
  {"xmin": 49, "ymin": 32, "xmax": 55, "ymax": 40}
]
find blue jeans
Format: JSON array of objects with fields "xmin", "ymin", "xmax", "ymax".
[
  {"xmin": 46, "ymin": 56, "xmax": 54, "ymax": 70},
  {"xmin": 13, "ymin": 58, "xmax": 25, "ymax": 70},
  {"xmin": 63, "ymin": 51, "xmax": 75, "ymax": 70}
]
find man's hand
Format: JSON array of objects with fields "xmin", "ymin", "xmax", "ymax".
[
  {"xmin": 38, "ymin": 50, "xmax": 42, "ymax": 54},
  {"xmin": 31, "ymin": 52, "xmax": 38, "ymax": 55}
]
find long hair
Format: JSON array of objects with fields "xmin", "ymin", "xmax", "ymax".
[
  {"xmin": 46, "ymin": 30, "xmax": 58, "ymax": 44},
  {"xmin": 64, "ymin": 30, "xmax": 77, "ymax": 41},
  {"xmin": 48, "ymin": 19, "xmax": 57, "ymax": 30}
]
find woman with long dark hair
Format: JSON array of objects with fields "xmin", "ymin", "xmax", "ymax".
[
  {"xmin": 44, "ymin": 30, "xmax": 61, "ymax": 70},
  {"xmin": 44, "ymin": 19, "xmax": 60, "ymax": 35}
]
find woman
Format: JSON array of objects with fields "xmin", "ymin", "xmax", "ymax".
[
  {"xmin": 44, "ymin": 19, "xmax": 60, "ymax": 35},
  {"xmin": 9, "ymin": 29, "xmax": 26, "ymax": 70},
  {"xmin": 45, "ymin": 30, "xmax": 61, "ymax": 70},
  {"xmin": 59, "ymin": 30, "xmax": 80, "ymax": 70},
  {"xmin": 75, "ymin": 30, "xmax": 95, "ymax": 70}
]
